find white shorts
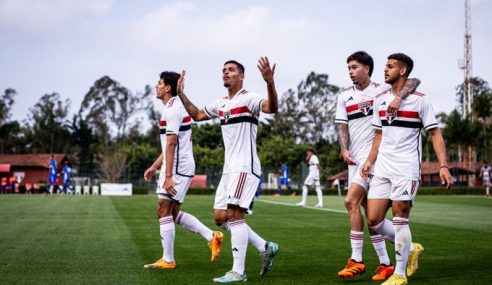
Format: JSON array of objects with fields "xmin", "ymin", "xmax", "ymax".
[
  {"xmin": 348, "ymin": 164, "xmax": 370, "ymax": 191},
  {"xmin": 156, "ymin": 173, "xmax": 193, "ymax": 204},
  {"xmin": 304, "ymin": 175, "xmax": 320, "ymax": 187},
  {"xmin": 368, "ymin": 176, "xmax": 419, "ymax": 203},
  {"xmin": 214, "ymin": 172, "xmax": 259, "ymax": 212},
  {"xmin": 484, "ymin": 178, "xmax": 491, "ymax": 187}
]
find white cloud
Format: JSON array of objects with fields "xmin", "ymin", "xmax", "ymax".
[{"xmin": 0, "ymin": 0, "xmax": 113, "ymax": 33}]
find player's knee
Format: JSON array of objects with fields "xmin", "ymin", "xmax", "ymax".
[
  {"xmin": 214, "ymin": 217, "xmax": 226, "ymax": 227},
  {"xmin": 367, "ymin": 216, "xmax": 382, "ymax": 228},
  {"xmin": 344, "ymin": 197, "xmax": 359, "ymax": 212}
]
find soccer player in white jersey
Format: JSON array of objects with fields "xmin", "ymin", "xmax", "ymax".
[
  {"xmin": 335, "ymin": 51, "xmax": 420, "ymax": 281},
  {"xmin": 143, "ymin": 71, "xmax": 224, "ymax": 270},
  {"xmin": 361, "ymin": 53, "xmax": 453, "ymax": 285},
  {"xmin": 177, "ymin": 57, "xmax": 279, "ymax": 283},
  {"xmin": 479, "ymin": 162, "xmax": 491, "ymax": 196},
  {"xmin": 296, "ymin": 149, "xmax": 323, "ymax": 207}
]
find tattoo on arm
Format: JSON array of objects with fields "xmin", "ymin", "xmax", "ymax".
[
  {"xmin": 398, "ymin": 78, "xmax": 421, "ymax": 99},
  {"xmin": 178, "ymin": 93, "xmax": 201, "ymax": 119},
  {"xmin": 337, "ymin": 124, "xmax": 350, "ymax": 151}
]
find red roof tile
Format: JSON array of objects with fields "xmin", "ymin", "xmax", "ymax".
[{"xmin": 0, "ymin": 154, "xmax": 66, "ymax": 168}]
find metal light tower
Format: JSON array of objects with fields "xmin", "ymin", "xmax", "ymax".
[{"xmin": 459, "ymin": 0, "xmax": 473, "ymax": 118}]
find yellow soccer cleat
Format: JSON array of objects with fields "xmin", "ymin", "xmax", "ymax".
[
  {"xmin": 381, "ymin": 274, "xmax": 407, "ymax": 285},
  {"xmin": 337, "ymin": 259, "xmax": 366, "ymax": 278},
  {"xmin": 372, "ymin": 264, "xmax": 395, "ymax": 281},
  {"xmin": 144, "ymin": 258, "xmax": 176, "ymax": 269},
  {"xmin": 407, "ymin": 243, "xmax": 424, "ymax": 277},
  {"xmin": 208, "ymin": 231, "xmax": 224, "ymax": 262}
]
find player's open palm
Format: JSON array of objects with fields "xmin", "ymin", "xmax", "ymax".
[
  {"xmin": 257, "ymin": 57, "xmax": 276, "ymax": 83},
  {"xmin": 177, "ymin": 70, "xmax": 186, "ymax": 94}
]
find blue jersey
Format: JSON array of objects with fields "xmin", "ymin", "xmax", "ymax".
[
  {"xmin": 62, "ymin": 165, "xmax": 72, "ymax": 184},
  {"xmin": 48, "ymin": 159, "xmax": 57, "ymax": 183},
  {"xmin": 281, "ymin": 164, "xmax": 289, "ymax": 179}
]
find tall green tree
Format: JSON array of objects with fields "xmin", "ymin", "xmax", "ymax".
[
  {"xmin": 270, "ymin": 72, "xmax": 339, "ymax": 144},
  {"xmin": 0, "ymin": 88, "xmax": 23, "ymax": 153},
  {"xmin": 25, "ymin": 92, "xmax": 71, "ymax": 153}
]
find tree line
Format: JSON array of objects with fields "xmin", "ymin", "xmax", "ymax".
[{"xmin": 0, "ymin": 74, "xmax": 491, "ymax": 183}]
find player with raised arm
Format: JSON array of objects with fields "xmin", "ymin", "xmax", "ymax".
[
  {"xmin": 361, "ymin": 53, "xmax": 453, "ymax": 285},
  {"xmin": 177, "ymin": 57, "xmax": 279, "ymax": 283},
  {"xmin": 143, "ymin": 71, "xmax": 223, "ymax": 270},
  {"xmin": 335, "ymin": 51, "xmax": 420, "ymax": 281}
]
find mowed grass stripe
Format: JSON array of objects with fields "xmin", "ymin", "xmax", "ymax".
[{"xmin": 0, "ymin": 196, "xmax": 152, "ymax": 284}]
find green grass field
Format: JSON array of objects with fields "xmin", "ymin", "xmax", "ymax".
[{"xmin": 1, "ymin": 194, "xmax": 491, "ymax": 284}]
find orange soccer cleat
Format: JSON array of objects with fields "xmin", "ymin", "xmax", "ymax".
[
  {"xmin": 144, "ymin": 258, "xmax": 176, "ymax": 269},
  {"xmin": 337, "ymin": 259, "xmax": 366, "ymax": 278},
  {"xmin": 372, "ymin": 264, "xmax": 395, "ymax": 281},
  {"xmin": 208, "ymin": 231, "xmax": 224, "ymax": 262}
]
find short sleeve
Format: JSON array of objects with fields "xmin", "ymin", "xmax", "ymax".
[
  {"xmin": 334, "ymin": 93, "xmax": 348, "ymax": 124},
  {"xmin": 420, "ymin": 96, "xmax": 439, "ymax": 131},
  {"xmin": 204, "ymin": 98, "xmax": 221, "ymax": 119},
  {"xmin": 372, "ymin": 96, "xmax": 382, "ymax": 130},
  {"xmin": 165, "ymin": 106, "xmax": 182, "ymax": 135},
  {"xmin": 246, "ymin": 92, "xmax": 265, "ymax": 114}
]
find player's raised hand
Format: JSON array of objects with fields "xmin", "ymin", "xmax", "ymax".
[
  {"xmin": 360, "ymin": 160, "xmax": 372, "ymax": 181},
  {"xmin": 177, "ymin": 70, "xmax": 186, "ymax": 94},
  {"xmin": 440, "ymin": 167, "xmax": 453, "ymax": 189},
  {"xmin": 341, "ymin": 149, "xmax": 357, "ymax": 165},
  {"xmin": 257, "ymin": 57, "xmax": 276, "ymax": 83}
]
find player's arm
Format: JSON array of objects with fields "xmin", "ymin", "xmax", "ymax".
[
  {"xmin": 164, "ymin": 134, "xmax": 178, "ymax": 196},
  {"xmin": 428, "ymin": 128, "xmax": 453, "ymax": 189},
  {"xmin": 144, "ymin": 154, "xmax": 163, "ymax": 182},
  {"xmin": 257, "ymin": 57, "xmax": 278, "ymax": 114},
  {"xmin": 360, "ymin": 129, "xmax": 382, "ymax": 180},
  {"xmin": 176, "ymin": 70, "xmax": 210, "ymax": 122},
  {"xmin": 337, "ymin": 123, "xmax": 356, "ymax": 165},
  {"xmin": 387, "ymin": 78, "xmax": 421, "ymax": 114}
]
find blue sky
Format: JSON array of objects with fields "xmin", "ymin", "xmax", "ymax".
[{"xmin": 1, "ymin": 0, "xmax": 491, "ymax": 123}]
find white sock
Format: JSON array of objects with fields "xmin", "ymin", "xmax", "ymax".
[
  {"xmin": 176, "ymin": 211, "xmax": 214, "ymax": 241},
  {"xmin": 220, "ymin": 221, "xmax": 266, "ymax": 252},
  {"xmin": 371, "ymin": 234, "xmax": 391, "ymax": 265},
  {"xmin": 300, "ymin": 185, "xmax": 308, "ymax": 204},
  {"xmin": 229, "ymin": 220, "xmax": 248, "ymax": 275},
  {"xmin": 159, "ymin": 216, "xmax": 175, "ymax": 263},
  {"xmin": 350, "ymin": 230, "xmax": 364, "ymax": 262},
  {"xmin": 393, "ymin": 217, "xmax": 411, "ymax": 277},
  {"xmin": 315, "ymin": 186, "xmax": 323, "ymax": 206},
  {"xmin": 371, "ymin": 218, "xmax": 395, "ymax": 243}
]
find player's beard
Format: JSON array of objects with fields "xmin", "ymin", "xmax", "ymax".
[{"xmin": 224, "ymin": 83, "xmax": 231, "ymax": 88}]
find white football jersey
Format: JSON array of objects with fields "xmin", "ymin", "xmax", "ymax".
[
  {"xmin": 204, "ymin": 89, "xmax": 264, "ymax": 176},
  {"xmin": 482, "ymin": 166, "xmax": 491, "ymax": 180},
  {"xmin": 335, "ymin": 82, "xmax": 389, "ymax": 161},
  {"xmin": 372, "ymin": 90, "xmax": 439, "ymax": 180},
  {"xmin": 308, "ymin": 154, "xmax": 320, "ymax": 179},
  {"xmin": 159, "ymin": 96, "xmax": 195, "ymax": 177}
]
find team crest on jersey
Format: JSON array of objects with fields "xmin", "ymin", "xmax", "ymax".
[
  {"xmin": 223, "ymin": 110, "xmax": 230, "ymax": 123},
  {"xmin": 358, "ymin": 102, "xmax": 372, "ymax": 115},
  {"xmin": 386, "ymin": 111, "xmax": 396, "ymax": 124}
]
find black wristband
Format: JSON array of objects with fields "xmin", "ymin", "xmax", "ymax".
[{"xmin": 440, "ymin": 166, "xmax": 449, "ymax": 169}]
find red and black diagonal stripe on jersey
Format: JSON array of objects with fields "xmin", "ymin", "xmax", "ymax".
[
  {"xmin": 159, "ymin": 116, "xmax": 193, "ymax": 134},
  {"xmin": 379, "ymin": 110, "xmax": 423, "ymax": 128},
  {"xmin": 219, "ymin": 106, "xmax": 258, "ymax": 125},
  {"xmin": 346, "ymin": 100, "xmax": 374, "ymax": 121}
]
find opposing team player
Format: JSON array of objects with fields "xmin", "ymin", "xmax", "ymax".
[
  {"xmin": 335, "ymin": 51, "xmax": 420, "ymax": 280},
  {"xmin": 296, "ymin": 149, "xmax": 323, "ymax": 208},
  {"xmin": 177, "ymin": 57, "xmax": 279, "ymax": 283},
  {"xmin": 143, "ymin": 71, "xmax": 223, "ymax": 270},
  {"xmin": 361, "ymin": 53, "xmax": 453, "ymax": 285}
]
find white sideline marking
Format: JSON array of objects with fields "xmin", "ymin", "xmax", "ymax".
[{"xmin": 256, "ymin": 198, "xmax": 347, "ymax": 214}]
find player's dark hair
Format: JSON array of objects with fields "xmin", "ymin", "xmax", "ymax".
[
  {"xmin": 160, "ymin": 71, "xmax": 180, "ymax": 96},
  {"xmin": 347, "ymin": 51, "xmax": 374, "ymax": 77},
  {"xmin": 307, "ymin": 148, "xmax": 317, "ymax": 154},
  {"xmin": 224, "ymin": 60, "xmax": 245, "ymax": 74},
  {"xmin": 388, "ymin": 53, "xmax": 414, "ymax": 77}
]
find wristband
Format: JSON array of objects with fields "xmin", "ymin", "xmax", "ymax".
[{"xmin": 440, "ymin": 166, "xmax": 449, "ymax": 169}]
